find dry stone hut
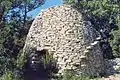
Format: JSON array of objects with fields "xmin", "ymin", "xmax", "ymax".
[{"xmin": 23, "ymin": 5, "xmax": 105, "ymax": 77}]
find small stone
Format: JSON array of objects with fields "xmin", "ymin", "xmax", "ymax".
[
  {"xmin": 58, "ymin": 62, "xmax": 66, "ymax": 65},
  {"xmin": 73, "ymin": 63, "xmax": 80, "ymax": 67},
  {"xmin": 74, "ymin": 53, "xmax": 78, "ymax": 56},
  {"xmin": 75, "ymin": 62, "xmax": 80, "ymax": 65},
  {"xmin": 58, "ymin": 70, "xmax": 63, "ymax": 73},
  {"xmin": 61, "ymin": 66, "xmax": 66, "ymax": 69},
  {"xmin": 90, "ymin": 41, "xmax": 99, "ymax": 46},
  {"xmin": 81, "ymin": 64, "xmax": 86, "ymax": 67},
  {"xmin": 53, "ymin": 55, "xmax": 58, "ymax": 58},
  {"xmin": 72, "ymin": 66, "xmax": 77, "ymax": 69},
  {"xmin": 44, "ymin": 46, "xmax": 51, "ymax": 49},
  {"xmin": 86, "ymin": 46, "xmax": 92, "ymax": 50},
  {"xmin": 58, "ymin": 58, "xmax": 62, "ymax": 62},
  {"xmin": 31, "ymin": 61, "xmax": 35, "ymax": 64},
  {"xmin": 96, "ymin": 36, "xmax": 101, "ymax": 41},
  {"xmin": 32, "ymin": 56, "xmax": 36, "ymax": 60},
  {"xmin": 36, "ymin": 46, "xmax": 43, "ymax": 51},
  {"xmin": 113, "ymin": 66, "xmax": 120, "ymax": 70},
  {"xmin": 73, "ymin": 59, "xmax": 80, "ymax": 63},
  {"xmin": 31, "ymin": 61, "xmax": 39, "ymax": 64},
  {"xmin": 66, "ymin": 66, "xmax": 72, "ymax": 70},
  {"xmin": 84, "ymin": 50, "xmax": 89, "ymax": 54},
  {"xmin": 63, "ymin": 56, "xmax": 69, "ymax": 60},
  {"xmin": 66, "ymin": 59, "xmax": 72, "ymax": 63},
  {"xmin": 80, "ymin": 55, "xmax": 86, "ymax": 59},
  {"xmin": 57, "ymin": 54, "xmax": 64, "ymax": 58},
  {"xmin": 75, "ymin": 24, "xmax": 81, "ymax": 26}
]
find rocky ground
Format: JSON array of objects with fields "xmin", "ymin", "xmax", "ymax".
[
  {"xmin": 95, "ymin": 58, "xmax": 120, "ymax": 80},
  {"xmin": 105, "ymin": 58, "xmax": 120, "ymax": 75},
  {"xmin": 101, "ymin": 74, "xmax": 120, "ymax": 80}
]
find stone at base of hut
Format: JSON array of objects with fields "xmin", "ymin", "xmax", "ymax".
[{"xmin": 23, "ymin": 4, "xmax": 105, "ymax": 77}]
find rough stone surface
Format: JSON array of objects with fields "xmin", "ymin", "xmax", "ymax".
[
  {"xmin": 104, "ymin": 58, "xmax": 120, "ymax": 75},
  {"xmin": 23, "ymin": 5, "xmax": 105, "ymax": 76}
]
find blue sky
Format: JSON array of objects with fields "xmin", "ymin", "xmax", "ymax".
[{"xmin": 28, "ymin": 0, "xmax": 63, "ymax": 18}]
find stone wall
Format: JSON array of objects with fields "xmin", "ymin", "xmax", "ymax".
[{"xmin": 23, "ymin": 5, "xmax": 105, "ymax": 77}]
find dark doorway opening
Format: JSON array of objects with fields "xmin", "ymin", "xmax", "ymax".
[{"xmin": 24, "ymin": 48, "xmax": 58, "ymax": 80}]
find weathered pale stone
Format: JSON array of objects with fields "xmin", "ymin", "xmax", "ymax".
[
  {"xmin": 58, "ymin": 58, "xmax": 62, "ymax": 62},
  {"xmin": 91, "ymin": 41, "xmax": 99, "ymax": 46},
  {"xmin": 66, "ymin": 59, "xmax": 72, "ymax": 63},
  {"xmin": 32, "ymin": 56, "xmax": 36, "ymax": 60},
  {"xmin": 57, "ymin": 54, "xmax": 64, "ymax": 58},
  {"xmin": 66, "ymin": 65, "xmax": 72, "ymax": 70},
  {"xmin": 53, "ymin": 55, "xmax": 58, "ymax": 58},
  {"xmin": 80, "ymin": 55, "xmax": 86, "ymax": 59},
  {"xmin": 96, "ymin": 36, "xmax": 101, "ymax": 41},
  {"xmin": 31, "ymin": 61, "xmax": 39, "ymax": 64},
  {"xmin": 58, "ymin": 70, "xmax": 63, "ymax": 73},
  {"xmin": 72, "ymin": 66, "xmax": 77, "ymax": 69},
  {"xmin": 86, "ymin": 46, "xmax": 92, "ymax": 50},
  {"xmin": 23, "ymin": 5, "xmax": 105, "ymax": 77},
  {"xmin": 75, "ymin": 62, "xmax": 81, "ymax": 65},
  {"xmin": 31, "ymin": 61, "xmax": 34, "ymax": 64},
  {"xmin": 81, "ymin": 64, "xmax": 87, "ymax": 67},
  {"xmin": 84, "ymin": 50, "xmax": 90, "ymax": 54}
]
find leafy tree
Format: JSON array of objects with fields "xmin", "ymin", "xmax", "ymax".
[
  {"xmin": 0, "ymin": 0, "xmax": 45, "ymax": 78},
  {"xmin": 64, "ymin": 0, "xmax": 120, "ymax": 57}
]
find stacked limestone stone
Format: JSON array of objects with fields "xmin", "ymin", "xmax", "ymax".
[{"xmin": 23, "ymin": 5, "xmax": 105, "ymax": 77}]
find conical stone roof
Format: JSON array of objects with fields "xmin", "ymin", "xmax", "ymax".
[{"xmin": 23, "ymin": 5, "xmax": 105, "ymax": 76}]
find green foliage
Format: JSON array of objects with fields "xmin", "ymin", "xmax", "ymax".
[
  {"xmin": 110, "ymin": 29, "xmax": 120, "ymax": 57},
  {"xmin": 1, "ymin": 71, "xmax": 23, "ymax": 80},
  {"xmin": 0, "ymin": 56, "xmax": 16, "ymax": 76},
  {"xmin": 0, "ymin": 0, "xmax": 45, "ymax": 79},
  {"xmin": 1, "ymin": 71, "xmax": 14, "ymax": 80},
  {"xmin": 42, "ymin": 50, "xmax": 54, "ymax": 66},
  {"xmin": 16, "ymin": 49, "xmax": 27, "ymax": 69},
  {"xmin": 57, "ymin": 71, "xmax": 90, "ymax": 80},
  {"xmin": 41, "ymin": 50, "xmax": 57, "ymax": 77},
  {"xmin": 117, "ymin": 66, "xmax": 120, "ymax": 71},
  {"xmin": 64, "ymin": 0, "xmax": 120, "ymax": 57}
]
